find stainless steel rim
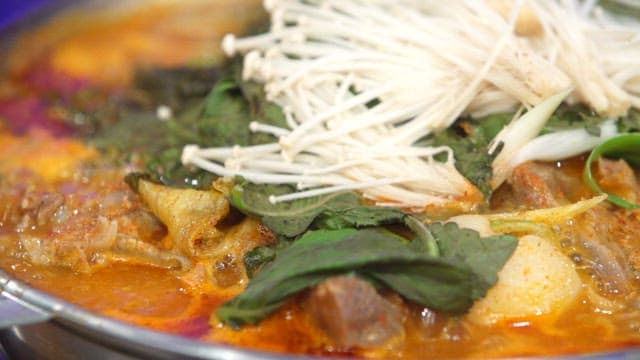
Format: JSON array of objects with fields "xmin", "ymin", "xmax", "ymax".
[
  {"xmin": 0, "ymin": 267, "xmax": 310, "ymax": 360},
  {"xmin": 3, "ymin": 266, "xmax": 640, "ymax": 360}
]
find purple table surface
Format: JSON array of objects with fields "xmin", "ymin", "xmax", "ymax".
[
  {"xmin": 0, "ymin": 0, "xmax": 50, "ymax": 30},
  {"xmin": 0, "ymin": 4, "xmax": 52, "ymax": 357}
]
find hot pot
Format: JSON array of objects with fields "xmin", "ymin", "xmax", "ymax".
[{"xmin": 1, "ymin": 1, "xmax": 640, "ymax": 359}]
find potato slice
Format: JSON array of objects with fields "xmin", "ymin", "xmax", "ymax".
[{"xmin": 468, "ymin": 234, "xmax": 581, "ymax": 324}]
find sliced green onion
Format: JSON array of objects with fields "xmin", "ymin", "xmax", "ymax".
[{"xmin": 583, "ymin": 133, "xmax": 640, "ymax": 209}]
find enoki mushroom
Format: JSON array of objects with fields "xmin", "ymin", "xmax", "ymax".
[{"xmin": 182, "ymin": 0, "xmax": 640, "ymax": 209}]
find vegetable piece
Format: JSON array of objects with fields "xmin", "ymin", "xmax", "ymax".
[
  {"xmin": 232, "ymin": 180, "xmax": 446, "ymax": 262},
  {"xmin": 507, "ymin": 105, "xmax": 619, "ymax": 166},
  {"xmin": 542, "ymin": 104, "xmax": 607, "ymax": 137},
  {"xmin": 133, "ymin": 67, "xmax": 220, "ymax": 112},
  {"xmin": 230, "ymin": 182, "xmax": 357, "ymax": 237},
  {"xmin": 146, "ymin": 69, "xmax": 285, "ymax": 188},
  {"xmin": 217, "ymin": 226, "xmax": 517, "ymax": 327},
  {"xmin": 510, "ymin": 120, "xmax": 618, "ymax": 167},
  {"xmin": 486, "ymin": 195, "xmax": 607, "ymax": 224},
  {"xmin": 617, "ymin": 108, "xmax": 640, "ymax": 133},
  {"xmin": 429, "ymin": 222, "xmax": 519, "ymax": 299},
  {"xmin": 599, "ymin": 0, "xmax": 640, "ymax": 18},
  {"xmin": 468, "ymin": 235, "xmax": 582, "ymax": 325},
  {"xmin": 243, "ymin": 245, "xmax": 277, "ymax": 279},
  {"xmin": 584, "ymin": 133, "xmax": 640, "ymax": 208},
  {"xmin": 217, "ymin": 229, "xmax": 466, "ymax": 327},
  {"xmin": 197, "ymin": 67, "xmax": 286, "ymax": 148},
  {"xmin": 490, "ymin": 88, "xmax": 571, "ymax": 189},
  {"xmin": 231, "ymin": 181, "xmax": 444, "ymax": 255},
  {"xmin": 230, "ymin": 182, "xmax": 412, "ymax": 236},
  {"xmin": 185, "ymin": 0, "xmax": 640, "ymax": 208},
  {"xmin": 404, "ymin": 215, "xmax": 440, "ymax": 257},
  {"xmin": 90, "ymin": 111, "xmax": 170, "ymax": 156},
  {"xmin": 315, "ymin": 205, "xmax": 408, "ymax": 231},
  {"xmin": 421, "ymin": 113, "xmax": 511, "ymax": 198}
]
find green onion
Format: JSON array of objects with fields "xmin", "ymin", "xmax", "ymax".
[{"xmin": 583, "ymin": 133, "xmax": 640, "ymax": 209}]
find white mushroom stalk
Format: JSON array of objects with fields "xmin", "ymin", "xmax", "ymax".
[
  {"xmin": 182, "ymin": 0, "xmax": 640, "ymax": 209},
  {"xmin": 530, "ymin": 0, "xmax": 635, "ymax": 115}
]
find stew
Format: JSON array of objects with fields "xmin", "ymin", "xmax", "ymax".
[{"xmin": 1, "ymin": 1, "xmax": 640, "ymax": 359}]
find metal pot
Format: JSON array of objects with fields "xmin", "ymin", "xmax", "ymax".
[
  {"xmin": 0, "ymin": 2, "xmax": 288, "ymax": 359},
  {"xmin": 2, "ymin": 267, "xmax": 640, "ymax": 360},
  {"xmin": 0, "ymin": 267, "xmax": 299, "ymax": 360},
  {"xmin": 1, "ymin": 1, "xmax": 640, "ymax": 359}
]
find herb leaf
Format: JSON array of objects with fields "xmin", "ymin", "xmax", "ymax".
[
  {"xmin": 218, "ymin": 225, "xmax": 517, "ymax": 327},
  {"xmin": 315, "ymin": 205, "xmax": 408, "ymax": 230},
  {"xmin": 243, "ymin": 246, "xmax": 278, "ymax": 279},
  {"xmin": 217, "ymin": 228, "xmax": 477, "ymax": 327},
  {"xmin": 233, "ymin": 180, "xmax": 441, "ymax": 255},
  {"xmin": 430, "ymin": 222, "xmax": 519, "ymax": 299},
  {"xmin": 617, "ymin": 108, "xmax": 640, "ymax": 134},
  {"xmin": 131, "ymin": 60, "xmax": 287, "ymax": 189},
  {"xmin": 543, "ymin": 104, "xmax": 605, "ymax": 137},
  {"xmin": 363, "ymin": 263, "xmax": 474, "ymax": 313},
  {"xmin": 420, "ymin": 113, "xmax": 511, "ymax": 198},
  {"xmin": 230, "ymin": 182, "xmax": 360, "ymax": 237}
]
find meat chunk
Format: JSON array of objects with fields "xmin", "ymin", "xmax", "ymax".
[
  {"xmin": 596, "ymin": 158, "xmax": 640, "ymax": 205},
  {"xmin": 573, "ymin": 158, "xmax": 640, "ymax": 294},
  {"xmin": 178, "ymin": 218, "xmax": 275, "ymax": 290},
  {"xmin": 20, "ymin": 191, "xmax": 64, "ymax": 227},
  {"xmin": 20, "ymin": 216, "xmax": 118, "ymax": 272},
  {"xmin": 574, "ymin": 205, "xmax": 633, "ymax": 295},
  {"xmin": 506, "ymin": 160, "xmax": 640, "ymax": 297},
  {"xmin": 507, "ymin": 162, "xmax": 574, "ymax": 209},
  {"xmin": 308, "ymin": 275, "xmax": 404, "ymax": 349},
  {"xmin": 136, "ymin": 178, "xmax": 230, "ymax": 257}
]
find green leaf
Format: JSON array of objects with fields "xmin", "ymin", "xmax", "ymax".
[
  {"xmin": 617, "ymin": 108, "xmax": 640, "ymax": 134},
  {"xmin": 584, "ymin": 133, "xmax": 640, "ymax": 209},
  {"xmin": 430, "ymin": 222, "xmax": 519, "ymax": 299},
  {"xmin": 315, "ymin": 205, "xmax": 407, "ymax": 230},
  {"xmin": 133, "ymin": 67, "xmax": 220, "ymax": 113},
  {"xmin": 599, "ymin": 0, "xmax": 640, "ymax": 19},
  {"xmin": 403, "ymin": 215, "xmax": 439, "ymax": 257},
  {"xmin": 229, "ymin": 182, "xmax": 359, "ymax": 237},
  {"xmin": 198, "ymin": 78, "xmax": 253, "ymax": 147},
  {"xmin": 138, "ymin": 60, "xmax": 287, "ymax": 189},
  {"xmin": 90, "ymin": 111, "xmax": 169, "ymax": 154},
  {"xmin": 420, "ymin": 113, "xmax": 512, "ymax": 198},
  {"xmin": 542, "ymin": 104, "xmax": 605, "ymax": 137},
  {"xmin": 231, "ymin": 181, "xmax": 436, "ymax": 244},
  {"xmin": 217, "ymin": 224, "xmax": 518, "ymax": 327},
  {"xmin": 363, "ymin": 263, "xmax": 474, "ymax": 313},
  {"xmin": 295, "ymin": 228, "xmax": 359, "ymax": 245},
  {"xmin": 216, "ymin": 228, "xmax": 477, "ymax": 327},
  {"xmin": 243, "ymin": 246, "xmax": 277, "ymax": 279},
  {"xmin": 231, "ymin": 182, "xmax": 442, "ymax": 258},
  {"xmin": 417, "ymin": 105, "xmax": 612, "ymax": 200}
]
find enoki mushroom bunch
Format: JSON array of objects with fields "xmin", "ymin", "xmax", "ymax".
[{"xmin": 182, "ymin": 0, "xmax": 640, "ymax": 210}]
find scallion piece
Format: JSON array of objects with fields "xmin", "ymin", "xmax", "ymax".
[{"xmin": 584, "ymin": 133, "xmax": 640, "ymax": 209}]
